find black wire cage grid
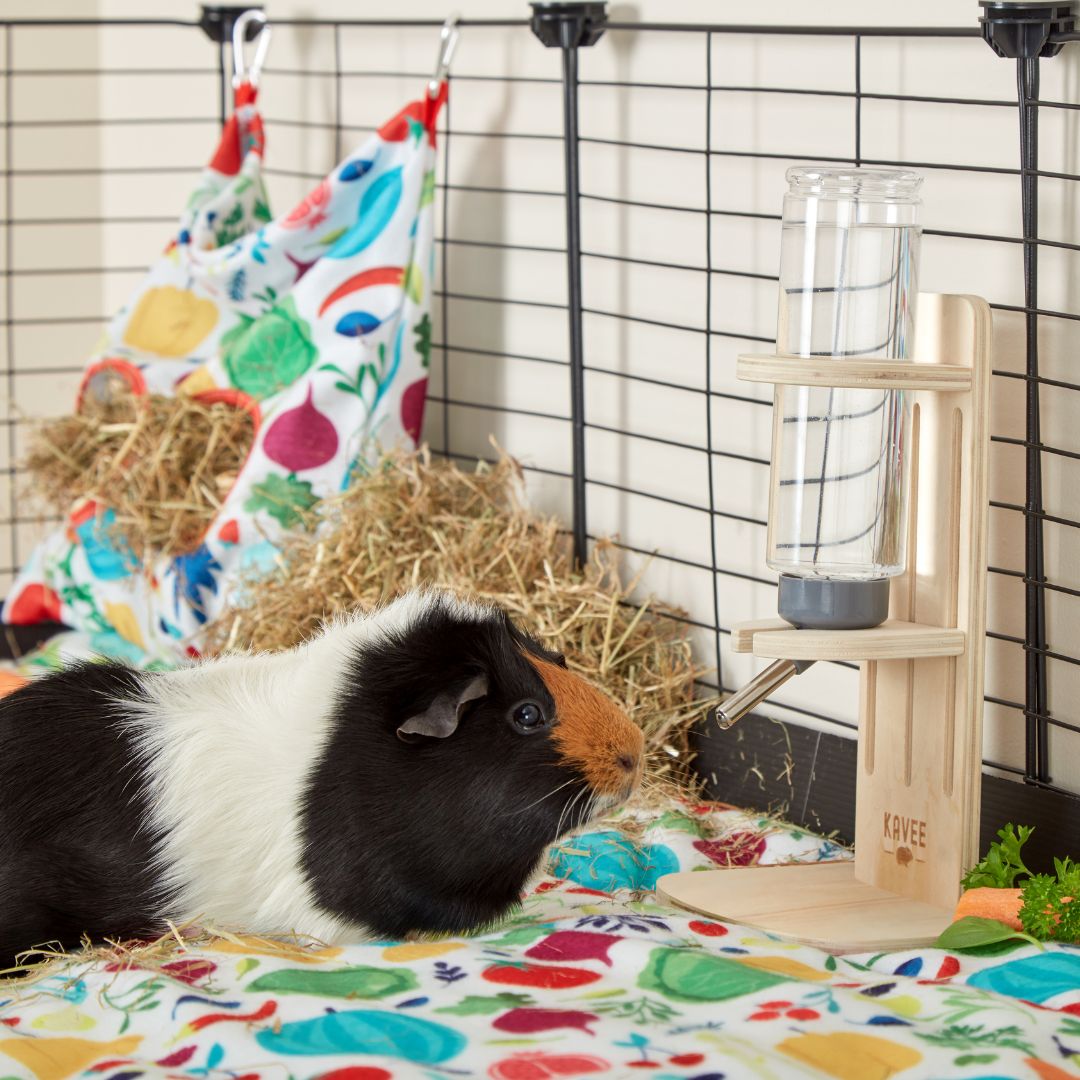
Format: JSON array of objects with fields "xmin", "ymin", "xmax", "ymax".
[{"xmin": 1, "ymin": 4, "xmax": 1078, "ymax": 826}]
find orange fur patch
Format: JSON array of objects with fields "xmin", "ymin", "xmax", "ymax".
[{"xmin": 529, "ymin": 656, "xmax": 644, "ymax": 797}]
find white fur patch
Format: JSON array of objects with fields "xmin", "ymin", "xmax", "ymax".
[{"xmin": 124, "ymin": 589, "xmax": 489, "ymax": 941}]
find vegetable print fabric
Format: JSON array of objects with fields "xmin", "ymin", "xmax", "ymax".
[
  {"xmin": 3, "ymin": 80, "xmax": 445, "ymax": 664},
  {"xmin": 2, "ymin": 801, "xmax": 1078, "ymax": 1080}
]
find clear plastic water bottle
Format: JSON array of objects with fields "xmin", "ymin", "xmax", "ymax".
[{"xmin": 769, "ymin": 166, "xmax": 922, "ymax": 629}]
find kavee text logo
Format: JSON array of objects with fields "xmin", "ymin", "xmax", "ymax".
[{"xmin": 882, "ymin": 812, "xmax": 928, "ymax": 866}]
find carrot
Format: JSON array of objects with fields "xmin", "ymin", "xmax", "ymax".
[{"xmin": 953, "ymin": 886, "xmax": 1023, "ymax": 930}]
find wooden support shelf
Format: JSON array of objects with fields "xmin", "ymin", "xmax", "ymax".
[
  {"xmin": 658, "ymin": 862, "xmax": 954, "ymax": 953},
  {"xmin": 730, "ymin": 618, "xmax": 966, "ymax": 661},
  {"xmin": 737, "ymin": 353, "xmax": 973, "ymax": 392}
]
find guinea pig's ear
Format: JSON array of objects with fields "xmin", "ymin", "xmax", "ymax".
[
  {"xmin": 396, "ymin": 672, "xmax": 489, "ymax": 742},
  {"xmin": 553, "ymin": 652, "xmax": 568, "ymax": 668}
]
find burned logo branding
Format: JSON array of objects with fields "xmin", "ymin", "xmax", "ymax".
[{"xmin": 882, "ymin": 811, "xmax": 927, "ymax": 864}]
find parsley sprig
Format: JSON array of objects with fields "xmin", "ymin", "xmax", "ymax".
[
  {"xmin": 960, "ymin": 824, "xmax": 1033, "ymax": 889},
  {"xmin": 1019, "ymin": 856, "xmax": 1080, "ymax": 944}
]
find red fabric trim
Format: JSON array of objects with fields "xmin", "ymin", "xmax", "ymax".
[
  {"xmin": 208, "ymin": 82, "xmax": 263, "ymax": 175},
  {"xmin": 77, "ymin": 358, "xmax": 147, "ymax": 412},
  {"xmin": 377, "ymin": 83, "xmax": 449, "ymax": 149},
  {"xmin": 192, "ymin": 387, "xmax": 262, "ymax": 432}
]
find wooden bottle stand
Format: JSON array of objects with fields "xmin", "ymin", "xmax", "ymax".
[{"xmin": 658, "ymin": 293, "xmax": 992, "ymax": 952}]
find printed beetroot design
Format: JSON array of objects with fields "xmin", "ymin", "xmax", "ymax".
[
  {"xmin": 400, "ymin": 378, "xmax": 427, "ymax": 444},
  {"xmin": 693, "ymin": 831, "xmax": 768, "ymax": 867},
  {"xmin": 524, "ymin": 930, "xmax": 623, "ymax": 966},
  {"xmin": 263, "ymin": 387, "xmax": 339, "ymax": 472},
  {"xmin": 492, "ymin": 1008, "xmax": 598, "ymax": 1035}
]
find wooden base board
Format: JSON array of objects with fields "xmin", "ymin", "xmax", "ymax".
[{"xmin": 657, "ymin": 862, "xmax": 954, "ymax": 953}]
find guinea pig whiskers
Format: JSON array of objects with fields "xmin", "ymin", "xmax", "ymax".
[
  {"xmin": 506, "ymin": 777, "xmax": 580, "ymax": 818},
  {"xmin": 553, "ymin": 783, "xmax": 588, "ymax": 844}
]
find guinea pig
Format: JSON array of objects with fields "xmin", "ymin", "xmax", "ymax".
[{"xmin": 0, "ymin": 589, "xmax": 644, "ymax": 967}]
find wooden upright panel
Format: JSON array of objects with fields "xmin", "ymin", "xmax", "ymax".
[{"xmin": 854, "ymin": 294, "xmax": 992, "ymax": 910}]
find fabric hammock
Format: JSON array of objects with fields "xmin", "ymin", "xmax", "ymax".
[{"xmin": 5, "ymin": 77, "xmax": 446, "ymax": 664}]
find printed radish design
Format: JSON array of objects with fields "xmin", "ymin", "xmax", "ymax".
[{"xmin": 263, "ymin": 388, "xmax": 339, "ymax": 472}]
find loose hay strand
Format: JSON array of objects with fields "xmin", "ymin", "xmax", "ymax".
[{"xmin": 205, "ymin": 445, "xmax": 718, "ymax": 790}]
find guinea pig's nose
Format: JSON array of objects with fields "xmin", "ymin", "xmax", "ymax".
[{"xmin": 616, "ymin": 752, "xmax": 639, "ymax": 774}]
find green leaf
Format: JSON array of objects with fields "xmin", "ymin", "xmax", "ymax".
[
  {"xmin": 436, "ymin": 992, "xmax": 534, "ymax": 1016},
  {"xmin": 403, "ymin": 262, "xmax": 424, "ymax": 304},
  {"xmin": 961, "ymin": 824, "xmax": 1034, "ymax": 890},
  {"xmin": 244, "ymin": 472, "xmax": 319, "ymax": 529},
  {"xmin": 413, "ymin": 313, "xmax": 432, "ymax": 369},
  {"xmin": 1019, "ymin": 858, "xmax": 1080, "ymax": 943},
  {"xmin": 318, "ymin": 226, "xmax": 348, "ymax": 246},
  {"xmin": 420, "ymin": 169, "xmax": 435, "ymax": 208},
  {"xmin": 934, "ymin": 916, "xmax": 1042, "ymax": 952},
  {"xmin": 248, "ymin": 965, "xmax": 418, "ymax": 999},
  {"xmin": 236, "ymin": 957, "xmax": 260, "ymax": 979},
  {"xmin": 334, "ymin": 381, "xmax": 361, "ymax": 396}
]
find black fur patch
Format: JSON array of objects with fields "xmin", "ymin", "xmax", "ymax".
[
  {"xmin": 0, "ymin": 663, "xmax": 167, "ymax": 968},
  {"xmin": 300, "ymin": 597, "xmax": 592, "ymax": 937}
]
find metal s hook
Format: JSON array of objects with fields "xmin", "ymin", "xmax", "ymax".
[
  {"xmin": 232, "ymin": 9, "xmax": 272, "ymax": 89},
  {"xmin": 429, "ymin": 13, "xmax": 460, "ymax": 99}
]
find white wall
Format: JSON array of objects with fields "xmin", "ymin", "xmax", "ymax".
[{"xmin": 3, "ymin": 0, "xmax": 1079, "ymax": 794}]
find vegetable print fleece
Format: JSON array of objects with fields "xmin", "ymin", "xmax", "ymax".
[
  {"xmin": 4, "ymin": 80, "xmax": 445, "ymax": 664},
  {"xmin": 1, "ymin": 800, "xmax": 1077, "ymax": 1080}
]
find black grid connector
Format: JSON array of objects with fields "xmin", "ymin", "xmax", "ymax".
[
  {"xmin": 528, "ymin": 1, "xmax": 607, "ymax": 568},
  {"xmin": 198, "ymin": 5, "xmax": 265, "ymax": 44},
  {"xmin": 978, "ymin": 0, "xmax": 1075, "ymax": 58},
  {"xmin": 529, "ymin": 2, "xmax": 608, "ymax": 49}
]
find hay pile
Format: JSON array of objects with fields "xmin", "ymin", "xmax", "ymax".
[
  {"xmin": 25, "ymin": 385, "xmax": 255, "ymax": 560},
  {"xmin": 208, "ymin": 446, "xmax": 716, "ymax": 788}
]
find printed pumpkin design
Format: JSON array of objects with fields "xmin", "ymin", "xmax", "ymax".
[
  {"xmin": 123, "ymin": 286, "xmax": 219, "ymax": 357},
  {"xmin": 221, "ymin": 297, "xmax": 317, "ymax": 399}
]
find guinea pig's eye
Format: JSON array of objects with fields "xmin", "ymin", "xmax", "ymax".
[{"xmin": 511, "ymin": 701, "xmax": 545, "ymax": 733}]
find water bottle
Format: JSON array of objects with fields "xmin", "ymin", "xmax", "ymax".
[{"xmin": 769, "ymin": 166, "xmax": 923, "ymax": 629}]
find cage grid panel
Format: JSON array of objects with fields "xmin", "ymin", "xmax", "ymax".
[{"xmin": 0, "ymin": 13, "xmax": 1077, "ymax": 804}]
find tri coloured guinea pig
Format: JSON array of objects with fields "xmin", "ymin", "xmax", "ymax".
[{"xmin": 0, "ymin": 590, "xmax": 644, "ymax": 967}]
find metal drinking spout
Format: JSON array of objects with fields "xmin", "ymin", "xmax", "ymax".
[{"xmin": 713, "ymin": 658, "xmax": 815, "ymax": 730}]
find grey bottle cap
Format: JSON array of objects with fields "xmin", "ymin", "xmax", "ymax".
[{"xmin": 777, "ymin": 574, "xmax": 890, "ymax": 630}]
